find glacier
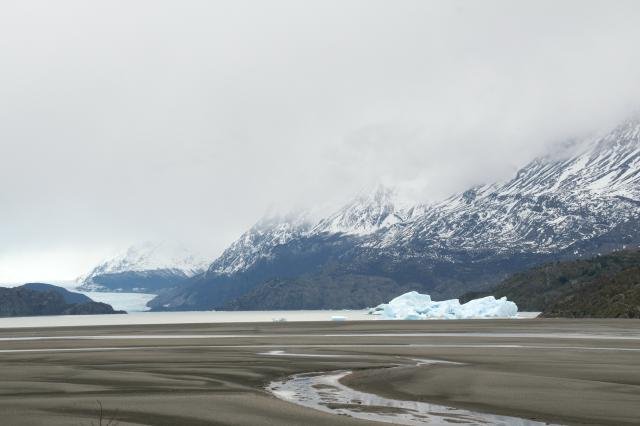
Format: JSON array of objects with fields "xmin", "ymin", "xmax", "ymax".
[{"xmin": 369, "ymin": 291, "xmax": 518, "ymax": 319}]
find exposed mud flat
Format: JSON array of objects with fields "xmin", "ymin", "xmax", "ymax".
[{"xmin": 0, "ymin": 319, "xmax": 638, "ymax": 425}]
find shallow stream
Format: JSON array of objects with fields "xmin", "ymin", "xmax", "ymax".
[{"xmin": 268, "ymin": 360, "xmax": 556, "ymax": 425}]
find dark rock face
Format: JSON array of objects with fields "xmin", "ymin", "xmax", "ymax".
[
  {"xmin": 225, "ymin": 275, "xmax": 415, "ymax": 311},
  {"xmin": 461, "ymin": 249, "xmax": 640, "ymax": 318},
  {"xmin": 0, "ymin": 285, "xmax": 125, "ymax": 317},
  {"xmin": 149, "ymin": 119, "xmax": 640, "ymax": 311}
]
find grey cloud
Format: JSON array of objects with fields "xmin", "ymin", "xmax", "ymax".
[{"xmin": 1, "ymin": 0, "xmax": 640, "ymax": 280}]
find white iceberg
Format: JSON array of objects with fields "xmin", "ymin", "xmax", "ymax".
[{"xmin": 369, "ymin": 291, "xmax": 517, "ymax": 320}]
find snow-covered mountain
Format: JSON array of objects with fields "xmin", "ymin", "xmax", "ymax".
[
  {"xmin": 207, "ymin": 213, "xmax": 313, "ymax": 276},
  {"xmin": 78, "ymin": 242, "xmax": 210, "ymax": 293},
  {"xmin": 150, "ymin": 118, "xmax": 640, "ymax": 311},
  {"xmin": 374, "ymin": 119, "xmax": 640, "ymax": 256},
  {"xmin": 312, "ymin": 185, "xmax": 418, "ymax": 235},
  {"xmin": 206, "ymin": 187, "xmax": 417, "ymax": 277}
]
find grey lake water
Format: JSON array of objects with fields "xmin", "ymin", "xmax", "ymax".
[
  {"xmin": 0, "ymin": 283, "xmax": 540, "ymax": 328},
  {"xmin": 0, "ymin": 308, "xmax": 542, "ymax": 328},
  {"xmin": 0, "ymin": 308, "xmax": 376, "ymax": 328}
]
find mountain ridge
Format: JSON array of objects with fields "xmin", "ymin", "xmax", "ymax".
[
  {"xmin": 147, "ymin": 118, "xmax": 640, "ymax": 310},
  {"xmin": 78, "ymin": 241, "xmax": 210, "ymax": 293}
]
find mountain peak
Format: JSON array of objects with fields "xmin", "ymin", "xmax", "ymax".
[
  {"xmin": 595, "ymin": 117, "xmax": 640, "ymax": 151},
  {"xmin": 312, "ymin": 184, "xmax": 412, "ymax": 236},
  {"xmin": 78, "ymin": 241, "xmax": 210, "ymax": 284}
]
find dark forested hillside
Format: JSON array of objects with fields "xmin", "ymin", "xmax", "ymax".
[
  {"xmin": 0, "ymin": 285, "xmax": 125, "ymax": 317},
  {"xmin": 20, "ymin": 283, "xmax": 93, "ymax": 304},
  {"xmin": 462, "ymin": 250, "xmax": 640, "ymax": 318}
]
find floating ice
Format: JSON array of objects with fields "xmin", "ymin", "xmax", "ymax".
[
  {"xmin": 331, "ymin": 316, "xmax": 347, "ymax": 321},
  {"xmin": 369, "ymin": 291, "xmax": 517, "ymax": 320}
]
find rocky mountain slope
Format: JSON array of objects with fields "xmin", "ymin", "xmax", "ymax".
[
  {"xmin": 462, "ymin": 249, "xmax": 640, "ymax": 318},
  {"xmin": 78, "ymin": 242, "xmax": 210, "ymax": 293},
  {"xmin": 150, "ymin": 119, "xmax": 640, "ymax": 311},
  {"xmin": 0, "ymin": 284, "xmax": 125, "ymax": 317}
]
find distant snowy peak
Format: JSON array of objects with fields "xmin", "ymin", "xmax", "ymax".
[
  {"xmin": 312, "ymin": 185, "xmax": 416, "ymax": 236},
  {"xmin": 596, "ymin": 118, "xmax": 640, "ymax": 150},
  {"xmin": 208, "ymin": 187, "xmax": 415, "ymax": 275},
  {"xmin": 435, "ymin": 118, "xmax": 640, "ymax": 207},
  {"xmin": 494, "ymin": 119, "xmax": 640, "ymax": 200},
  {"xmin": 79, "ymin": 241, "xmax": 210, "ymax": 283},
  {"xmin": 208, "ymin": 214, "xmax": 313, "ymax": 275},
  {"xmin": 378, "ymin": 118, "xmax": 640, "ymax": 254}
]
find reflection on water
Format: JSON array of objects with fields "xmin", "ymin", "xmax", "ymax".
[{"xmin": 268, "ymin": 369, "xmax": 556, "ymax": 426}]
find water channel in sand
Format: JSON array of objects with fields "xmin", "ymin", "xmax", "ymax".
[{"xmin": 268, "ymin": 360, "xmax": 557, "ymax": 426}]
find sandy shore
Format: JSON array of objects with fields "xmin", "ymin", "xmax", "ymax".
[{"xmin": 0, "ymin": 319, "xmax": 638, "ymax": 425}]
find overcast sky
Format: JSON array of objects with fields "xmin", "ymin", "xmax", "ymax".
[{"xmin": 1, "ymin": 0, "xmax": 640, "ymax": 282}]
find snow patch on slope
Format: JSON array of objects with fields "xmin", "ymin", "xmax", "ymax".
[{"xmin": 312, "ymin": 185, "xmax": 417, "ymax": 236}]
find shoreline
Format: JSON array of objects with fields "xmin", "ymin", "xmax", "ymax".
[{"xmin": 0, "ymin": 309, "xmax": 542, "ymax": 329}]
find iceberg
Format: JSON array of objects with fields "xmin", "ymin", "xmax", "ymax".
[{"xmin": 369, "ymin": 291, "xmax": 517, "ymax": 320}]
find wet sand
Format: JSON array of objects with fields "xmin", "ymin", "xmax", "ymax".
[{"xmin": 0, "ymin": 319, "xmax": 638, "ymax": 425}]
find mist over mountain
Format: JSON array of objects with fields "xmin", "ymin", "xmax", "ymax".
[
  {"xmin": 2, "ymin": 1, "xmax": 640, "ymax": 283},
  {"xmin": 146, "ymin": 118, "xmax": 640, "ymax": 310}
]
